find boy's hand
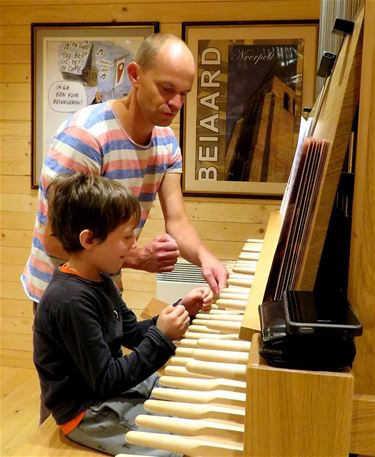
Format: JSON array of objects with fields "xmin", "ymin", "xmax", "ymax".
[
  {"xmin": 180, "ymin": 287, "xmax": 213, "ymax": 317},
  {"xmin": 156, "ymin": 304, "xmax": 190, "ymax": 341}
]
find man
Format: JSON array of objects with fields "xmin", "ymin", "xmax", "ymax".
[{"xmin": 22, "ymin": 33, "xmax": 228, "ymax": 305}]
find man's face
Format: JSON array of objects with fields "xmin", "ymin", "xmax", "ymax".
[{"xmin": 135, "ymin": 42, "xmax": 196, "ymax": 127}]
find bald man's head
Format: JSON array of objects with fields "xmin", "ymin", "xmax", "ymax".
[{"xmin": 135, "ymin": 33, "xmax": 194, "ymax": 72}]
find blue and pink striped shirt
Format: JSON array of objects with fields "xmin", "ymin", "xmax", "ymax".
[{"xmin": 21, "ymin": 102, "xmax": 182, "ymax": 302}]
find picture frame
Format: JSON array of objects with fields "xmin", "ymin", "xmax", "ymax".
[
  {"xmin": 31, "ymin": 22, "xmax": 159, "ymax": 188},
  {"xmin": 181, "ymin": 21, "xmax": 319, "ymax": 197}
]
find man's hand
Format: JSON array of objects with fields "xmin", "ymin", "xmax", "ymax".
[
  {"xmin": 201, "ymin": 256, "xmax": 229, "ymax": 296},
  {"xmin": 139, "ymin": 234, "xmax": 180, "ymax": 272}
]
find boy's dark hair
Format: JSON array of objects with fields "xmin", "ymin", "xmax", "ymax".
[{"xmin": 47, "ymin": 173, "xmax": 141, "ymax": 252}]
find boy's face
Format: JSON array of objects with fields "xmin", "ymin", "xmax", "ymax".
[{"xmin": 90, "ymin": 220, "xmax": 137, "ymax": 276}]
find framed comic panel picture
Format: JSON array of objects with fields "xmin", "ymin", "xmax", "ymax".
[
  {"xmin": 181, "ymin": 21, "xmax": 319, "ymax": 197},
  {"xmin": 31, "ymin": 22, "xmax": 159, "ymax": 188}
]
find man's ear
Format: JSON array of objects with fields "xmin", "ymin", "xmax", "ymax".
[
  {"xmin": 79, "ymin": 229, "xmax": 98, "ymax": 250},
  {"xmin": 127, "ymin": 62, "xmax": 141, "ymax": 86}
]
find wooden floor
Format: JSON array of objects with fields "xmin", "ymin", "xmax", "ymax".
[
  {"xmin": 0, "ymin": 366, "xmax": 107, "ymax": 457},
  {"xmin": 1, "ymin": 366, "xmax": 41, "ymax": 456},
  {"xmin": 0, "ymin": 362, "xmax": 161, "ymax": 457}
]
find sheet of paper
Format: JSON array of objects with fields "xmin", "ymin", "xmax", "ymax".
[{"xmin": 280, "ymin": 116, "xmax": 313, "ymax": 219}]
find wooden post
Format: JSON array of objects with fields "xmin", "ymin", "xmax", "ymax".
[{"xmin": 245, "ymin": 334, "xmax": 354, "ymax": 457}]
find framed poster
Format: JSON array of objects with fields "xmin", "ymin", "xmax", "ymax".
[
  {"xmin": 181, "ymin": 21, "xmax": 319, "ymax": 197},
  {"xmin": 31, "ymin": 22, "xmax": 159, "ymax": 188}
]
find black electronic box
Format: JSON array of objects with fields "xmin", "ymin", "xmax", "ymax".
[{"xmin": 258, "ymin": 290, "xmax": 362, "ymax": 371}]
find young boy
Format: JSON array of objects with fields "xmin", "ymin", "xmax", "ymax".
[{"xmin": 33, "ymin": 173, "xmax": 213, "ymax": 456}]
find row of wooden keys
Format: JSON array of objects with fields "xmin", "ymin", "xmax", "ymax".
[{"xmin": 117, "ymin": 239, "xmax": 263, "ymax": 457}]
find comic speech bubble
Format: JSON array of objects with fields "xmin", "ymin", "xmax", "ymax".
[{"xmin": 48, "ymin": 81, "xmax": 86, "ymax": 113}]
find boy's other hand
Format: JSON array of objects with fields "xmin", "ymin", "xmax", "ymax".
[{"xmin": 181, "ymin": 287, "xmax": 213, "ymax": 317}]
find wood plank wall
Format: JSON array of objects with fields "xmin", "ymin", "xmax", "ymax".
[{"xmin": 0, "ymin": 0, "xmax": 319, "ymax": 368}]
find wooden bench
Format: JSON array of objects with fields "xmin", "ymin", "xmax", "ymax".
[{"xmin": 8, "ymin": 415, "xmax": 149, "ymax": 457}]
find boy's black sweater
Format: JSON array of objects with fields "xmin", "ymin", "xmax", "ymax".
[{"xmin": 33, "ymin": 268, "xmax": 176, "ymax": 425}]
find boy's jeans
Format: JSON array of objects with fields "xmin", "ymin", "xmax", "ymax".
[{"xmin": 67, "ymin": 374, "xmax": 182, "ymax": 457}]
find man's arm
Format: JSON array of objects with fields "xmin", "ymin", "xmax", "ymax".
[{"xmin": 158, "ymin": 173, "xmax": 228, "ymax": 294}]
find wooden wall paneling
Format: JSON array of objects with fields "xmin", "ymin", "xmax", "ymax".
[
  {"xmin": 1, "ymin": 247, "xmax": 30, "ymax": 266},
  {"xmin": 0, "ymin": 120, "xmax": 30, "ymax": 137},
  {"xmin": 1, "ymin": 44, "xmax": 30, "ymax": 63},
  {"xmin": 0, "ymin": 102, "xmax": 30, "ymax": 120},
  {"xmin": 2, "ymin": 278, "xmax": 31, "ymax": 299},
  {"xmin": 0, "ymin": 64, "xmax": 30, "ymax": 84},
  {"xmin": 0, "ymin": 152, "xmax": 31, "ymax": 175},
  {"xmin": 140, "ymin": 220, "xmax": 260, "ymax": 243},
  {"xmin": 0, "ymin": 0, "xmax": 317, "ymax": 6},
  {"xmin": 1, "ymin": 212, "xmax": 36, "ymax": 229},
  {"xmin": 2, "ymin": 298, "xmax": 34, "ymax": 318},
  {"xmin": 1, "ymin": 267, "xmax": 27, "ymax": 287},
  {"xmin": 168, "ymin": 200, "xmax": 278, "ymax": 224},
  {"xmin": 1, "ymin": 1, "xmax": 320, "ymax": 24},
  {"xmin": 1, "ymin": 134, "xmax": 29, "ymax": 170},
  {"xmin": 1, "ymin": 193, "xmax": 37, "ymax": 213},
  {"xmin": 0, "ymin": 84, "xmax": 31, "ymax": 102},
  {"xmin": 1, "ymin": 229, "xmax": 32, "ymax": 247},
  {"xmin": 0, "ymin": 176, "xmax": 33, "ymax": 194},
  {"xmin": 0, "ymin": 25, "xmax": 30, "ymax": 45},
  {"xmin": 1, "ymin": 315, "xmax": 34, "ymax": 337}
]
